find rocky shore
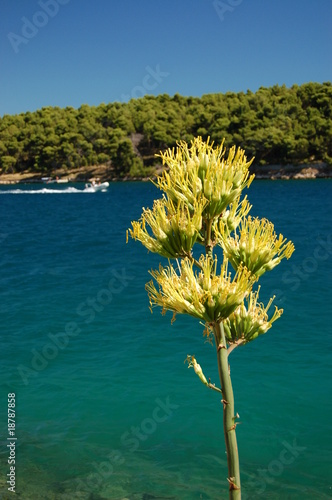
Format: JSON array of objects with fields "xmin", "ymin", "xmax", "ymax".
[
  {"xmin": 0, "ymin": 164, "xmax": 112, "ymax": 185},
  {"xmin": 0, "ymin": 162, "xmax": 331, "ymax": 184},
  {"xmin": 251, "ymin": 161, "xmax": 332, "ymax": 180}
]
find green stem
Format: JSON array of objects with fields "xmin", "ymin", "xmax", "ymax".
[
  {"xmin": 214, "ymin": 321, "xmax": 241, "ymax": 499},
  {"xmin": 184, "ymin": 252, "xmax": 203, "ymax": 271},
  {"xmin": 206, "ymin": 381, "xmax": 222, "ymax": 394},
  {"xmin": 204, "ymin": 218, "xmax": 213, "ymax": 259}
]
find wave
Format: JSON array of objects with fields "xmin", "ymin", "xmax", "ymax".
[{"xmin": 0, "ymin": 187, "xmax": 99, "ymax": 195}]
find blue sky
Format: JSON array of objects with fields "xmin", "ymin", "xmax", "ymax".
[{"xmin": 1, "ymin": 0, "xmax": 331, "ymax": 116}]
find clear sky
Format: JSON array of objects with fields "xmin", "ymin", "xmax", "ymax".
[{"xmin": 0, "ymin": 0, "xmax": 331, "ymax": 116}]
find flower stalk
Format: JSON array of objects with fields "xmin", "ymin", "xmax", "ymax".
[
  {"xmin": 127, "ymin": 137, "xmax": 294, "ymax": 499},
  {"xmin": 214, "ymin": 321, "xmax": 241, "ymax": 499}
]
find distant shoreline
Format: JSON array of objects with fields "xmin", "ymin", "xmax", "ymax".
[
  {"xmin": 0, "ymin": 162, "xmax": 331, "ymax": 184},
  {"xmin": 250, "ymin": 161, "xmax": 332, "ymax": 180}
]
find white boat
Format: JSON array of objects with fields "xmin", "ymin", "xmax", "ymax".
[{"xmin": 84, "ymin": 181, "xmax": 109, "ymax": 192}]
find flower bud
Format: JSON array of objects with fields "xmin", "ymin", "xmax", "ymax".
[
  {"xmin": 194, "ymin": 177, "xmax": 202, "ymax": 194},
  {"xmin": 186, "ymin": 356, "xmax": 208, "ymax": 386},
  {"xmin": 204, "ymin": 179, "xmax": 213, "ymax": 197},
  {"xmin": 200, "ymin": 153, "xmax": 209, "ymax": 170}
]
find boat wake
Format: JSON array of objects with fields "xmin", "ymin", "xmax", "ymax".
[{"xmin": 0, "ymin": 186, "xmax": 106, "ymax": 195}]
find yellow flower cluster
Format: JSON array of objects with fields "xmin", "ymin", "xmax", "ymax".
[
  {"xmin": 127, "ymin": 137, "xmax": 294, "ymax": 338},
  {"xmin": 156, "ymin": 137, "xmax": 254, "ymax": 217},
  {"xmin": 146, "ymin": 255, "xmax": 256, "ymax": 323},
  {"xmin": 216, "ymin": 195, "xmax": 252, "ymax": 235},
  {"xmin": 127, "ymin": 196, "xmax": 205, "ymax": 258},
  {"xmin": 223, "ymin": 288, "xmax": 283, "ymax": 344},
  {"xmin": 217, "ymin": 216, "xmax": 295, "ymax": 277}
]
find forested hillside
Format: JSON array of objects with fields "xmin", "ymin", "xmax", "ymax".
[{"xmin": 0, "ymin": 82, "xmax": 331, "ymax": 178}]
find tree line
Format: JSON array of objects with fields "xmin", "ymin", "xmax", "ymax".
[{"xmin": 0, "ymin": 81, "xmax": 331, "ymax": 177}]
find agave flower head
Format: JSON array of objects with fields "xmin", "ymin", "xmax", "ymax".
[
  {"xmin": 223, "ymin": 287, "xmax": 283, "ymax": 344},
  {"xmin": 216, "ymin": 216, "xmax": 295, "ymax": 277},
  {"xmin": 156, "ymin": 137, "xmax": 254, "ymax": 218},
  {"xmin": 146, "ymin": 255, "xmax": 256, "ymax": 323},
  {"xmin": 127, "ymin": 196, "xmax": 206, "ymax": 258}
]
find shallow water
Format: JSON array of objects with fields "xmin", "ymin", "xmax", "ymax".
[{"xmin": 0, "ymin": 180, "xmax": 331, "ymax": 499}]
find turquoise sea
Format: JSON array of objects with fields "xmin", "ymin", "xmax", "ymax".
[{"xmin": 0, "ymin": 180, "xmax": 331, "ymax": 499}]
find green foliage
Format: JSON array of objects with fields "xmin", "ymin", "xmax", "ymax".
[
  {"xmin": 0, "ymin": 155, "xmax": 16, "ymax": 172},
  {"xmin": 0, "ymin": 82, "xmax": 331, "ymax": 176}
]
